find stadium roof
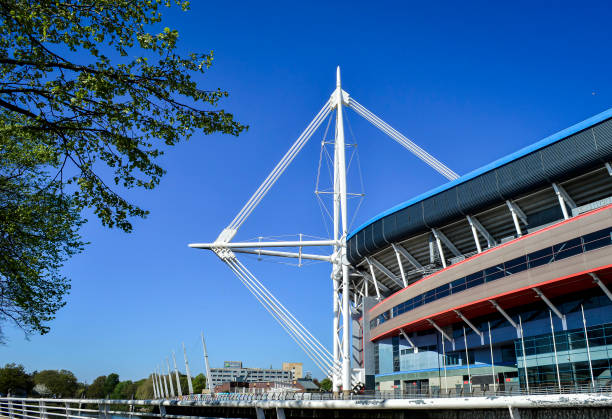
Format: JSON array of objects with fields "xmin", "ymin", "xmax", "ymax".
[{"xmin": 347, "ymin": 108, "xmax": 612, "ymax": 264}]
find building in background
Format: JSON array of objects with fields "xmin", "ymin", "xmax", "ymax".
[
  {"xmin": 282, "ymin": 362, "xmax": 303, "ymax": 379},
  {"xmin": 223, "ymin": 361, "xmax": 242, "ymax": 369},
  {"xmin": 346, "ymin": 109, "xmax": 612, "ymax": 392},
  {"xmin": 213, "ymin": 378, "xmax": 319, "ymax": 394},
  {"xmin": 208, "ymin": 361, "xmax": 295, "ymax": 389}
]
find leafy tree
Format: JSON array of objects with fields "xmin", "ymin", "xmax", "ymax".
[
  {"xmin": 110, "ymin": 380, "xmax": 137, "ymax": 399},
  {"xmin": 33, "ymin": 369, "xmax": 78, "ymax": 397},
  {"xmin": 178, "ymin": 374, "xmax": 190, "ymax": 395},
  {"xmin": 135, "ymin": 377, "xmax": 154, "ymax": 400},
  {"xmin": 103, "ymin": 373, "xmax": 120, "ymax": 396},
  {"xmin": 0, "ymin": 0, "xmax": 246, "ymax": 338},
  {"xmin": 86, "ymin": 375, "xmax": 106, "ymax": 398},
  {"xmin": 318, "ymin": 377, "xmax": 332, "ymax": 392},
  {"xmin": 192, "ymin": 373, "xmax": 206, "ymax": 394},
  {"xmin": 0, "ymin": 363, "xmax": 32, "ymax": 395}
]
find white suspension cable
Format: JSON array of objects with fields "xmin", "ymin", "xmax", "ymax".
[
  {"xmin": 220, "ymin": 254, "xmax": 341, "ymax": 376},
  {"xmin": 348, "ymin": 97, "xmax": 459, "ymax": 180},
  {"xmin": 227, "ymin": 255, "xmax": 336, "ymax": 365},
  {"xmin": 226, "ymin": 101, "xmax": 333, "ymax": 233},
  {"xmin": 223, "ymin": 258, "xmax": 337, "ymax": 377}
]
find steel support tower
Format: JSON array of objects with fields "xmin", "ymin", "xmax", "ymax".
[{"xmin": 189, "ymin": 68, "xmax": 457, "ymax": 393}]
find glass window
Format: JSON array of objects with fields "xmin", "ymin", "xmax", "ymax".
[
  {"xmin": 528, "ymin": 247, "xmax": 553, "ymax": 269},
  {"xmin": 505, "ymin": 255, "xmax": 527, "ymax": 275},
  {"xmin": 423, "ymin": 289, "xmax": 436, "ymax": 304},
  {"xmin": 413, "ymin": 295, "xmax": 423, "ymax": 309},
  {"xmin": 465, "ymin": 270, "xmax": 484, "ymax": 288},
  {"xmin": 583, "ymin": 227, "xmax": 612, "ymax": 251},
  {"xmin": 553, "ymin": 237, "xmax": 583, "ymax": 261},
  {"xmin": 484, "ymin": 264, "xmax": 505, "ymax": 282},
  {"xmin": 436, "ymin": 284, "xmax": 450, "ymax": 299},
  {"xmin": 450, "ymin": 277, "xmax": 466, "ymax": 293}
]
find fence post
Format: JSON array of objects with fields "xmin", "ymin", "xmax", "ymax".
[
  {"xmin": 39, "ymin": 400, "xmax": 47, "ymax": 419},
  {"xmin": 7, "ymin": 398, "xmax": 13, "ymax": 419},
  {"xmin": 65, "ymin": 402, "xmax": 71, "ymax": 419}
]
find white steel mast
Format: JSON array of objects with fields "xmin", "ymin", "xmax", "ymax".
[
  {"xmin": 182, "ymin": 342, "xmax": 194, "ymax": 394},
  {"xmin": 333, "ymin": 66, "xmax": 351, "ymax": 394},
  {"xmin": 172, "ymin": 351, "xmax": 183, "ymax": 396},
  {"xmin": 201, "ymin": 331, "xmax": 213, "ymax": 391},
  {"xmin": 188, "ymin": 67, "xmax": 458, "ymax": 392}
]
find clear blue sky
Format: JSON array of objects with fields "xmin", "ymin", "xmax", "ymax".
[{"xmin": 2, "ymin": 1, "xmax": 611, "ymax": 383}]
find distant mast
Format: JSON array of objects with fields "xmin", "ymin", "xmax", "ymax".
[
  {"xmin": 201, "ymin": 331, "xmax": 213, "ymax": 391},
  {"xmin": 182, "ymin": 342, "xmax": 195, "ymax": 394},
  {"xmin": 172, "ymin": 350, "xmax": 183, "ymax": 396}
]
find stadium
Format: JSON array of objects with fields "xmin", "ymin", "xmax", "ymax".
[{"xmin": 349, "ymin": 108, "xmax": 612, "ymax": 392}]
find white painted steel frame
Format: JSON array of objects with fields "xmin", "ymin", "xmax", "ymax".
[
  {"xmin": 201, "ymin": 332, "xmax": 213, "ymax": 391},
  {"xmin": 172, "ymin": 351, "xmax": 183, "ymax": 396},
  {"xmin": 188, "ymin": 67, "xmax": 459, "ymax": 393}
]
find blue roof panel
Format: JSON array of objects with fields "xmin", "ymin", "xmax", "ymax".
[{"xmin": 348, "ymin": 107, "xmax": 612, "ymax": 240}]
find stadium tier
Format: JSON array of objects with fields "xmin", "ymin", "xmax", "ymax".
[{"xmin": 349, "ymin": 108, "xmax": 612, "ymax": 393}]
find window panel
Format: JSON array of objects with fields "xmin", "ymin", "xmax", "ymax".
[
  {"xmin": 583, "ymin": 227, "xmax": 612, "ymax": 251},
  {"xmin": 505, "ymin": 255, "xmax": 527, "ymax": 275},
  {"xmin": 484, "ymin": 264, "xmax": 505, "ymax": 282},
  {"xmin": 527, "ymin": 247, "xmax": 553, "ymax": 269},
  {"xmin": 553, "ymin": 237, "xmax": 583, "ymax": 261}
]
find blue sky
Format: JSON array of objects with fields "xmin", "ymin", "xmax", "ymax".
[{"xmin": 2, "ymin": 1, "xmax": 611, "ymax": 383}]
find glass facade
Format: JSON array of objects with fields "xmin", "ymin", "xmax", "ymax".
[
  {"xmin": 372, "ymin": 289, "xmax": 612, "ymax": 392},
  {"xmin": 370, "ymin": 226, "xmax": 612, "ymax": 329},
  {"xmin": 515, "ymin": 322, "xmax": 612, "ymax": 388}
]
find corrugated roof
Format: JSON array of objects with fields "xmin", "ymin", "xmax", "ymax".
[{"xmin": 348, "ymin": 107, "xmax": 612, "ymax": 240}]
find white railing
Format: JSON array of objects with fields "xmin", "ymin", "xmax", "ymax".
[{"xmin": 1, "ymin": 386, "xmax": 611, "ymax": 418}]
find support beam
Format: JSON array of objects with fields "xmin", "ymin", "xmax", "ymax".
[
  {"xmin": 467, "ymin": 215, "xmax": 496, "ymax": 248},
  {"xmin": 230, "ymin": 248, "xmax": 332, "ymax": 262},
  {"xmin": 454, "ymin": 309, "xmax": 484, "ymax": 345},
  {"xmin": 506, "ymin": 200, "xmax": 527, "ymax": 237},
  {"xmin": 399, "ymin": 328, "xmax": 418, "ymax": 352},
  {"xmin": 533, "ymin": 287, "xmax": 567, "ymax": 330},
  {"xmin": 189, "ymin": 239, "xmax": 339, "ymax": 249},
  {"xmin": 432, "ymin": 228, "xmax": 461, "ymax": 257},
  {"xmin": 336, "ymin": 67, "xmax": 352, "ymax": 395},
  {"xmin": 392, "ymin": 243, "xmax": 423, "ymax": 271},
  {"xmin": 366, "ymin": 257, "xmax": 404, "ymax": 288},
  {"xmin": 427, "ymin": 318, "xmax": 454, "ymax": 349},
  {"xmin": 355, "ymin": 269, "xmax": 390, "ymax": 294},
  {"xmin": 489, "ymin": 299, "xmax": 519, "ymax": 332},
  {"xmin": 391, "ymin": 245, "xmax": 408, "ymax": 288},
  {"xmin": 366, "ymin": 261, "xmax": 382, "ymax": 300},
  {"xmin": 589, "ymin": 273, "xmax": 612, "ymax": 302},
  {"xmin": 428, "ymin": 234, "xmax": 437, "ymax": 265},
  {"xmin": 467, "ymin": 216, "xmax": 482, "ymax": 253},
  {"xmin": 552, "ymin": 183, "xmax": 576, "ymax": 220},
  {"xmin": 432, "ymin": 231, "xmax": 446, "ymax": 268}
]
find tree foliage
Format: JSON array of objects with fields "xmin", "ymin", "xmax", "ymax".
[
  {"xmin": 0, "ymin": 0, "xmax": 246, "ymax": 338},
  {"xmin": 33, "ymin": 369, "xmax": 78, "ymax": 397},
  {"xmin": 86, "ymin": 375, "xmax": 107, "ymax": 398},
  {"xmin": 0, "ymin": 363, "xmax": 33, "ymax": 395},
  {"xmin": 135, "ymin": 377, "xmax": 154, "ymax": 400},
  {"xmin": 192, "ymin": 373, "xmax": 206, "ymax": 394},
  {"xmin": 318, "ymin": 377, "xmax": 332, "ymax": 392},
  {"xmin": 104, "ymin": 373, "xmax": 120, "ymax": 396}
]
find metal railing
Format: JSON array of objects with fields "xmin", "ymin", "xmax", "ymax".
[
  {"xmin": 0, "ymin": 398, "xmax": 175, "ymax": 419},
  {"xmin": 175, "ymin": 383, "xmax": 612, "ymax": 401},
  {"xmin": 1, "ymin": 385, "xmax": 611, "ymax": 418}
]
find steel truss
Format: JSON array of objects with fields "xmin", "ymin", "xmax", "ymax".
[{"xmin": 189, "ymin": 67, "xmax": 456, "ymax": 393}]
